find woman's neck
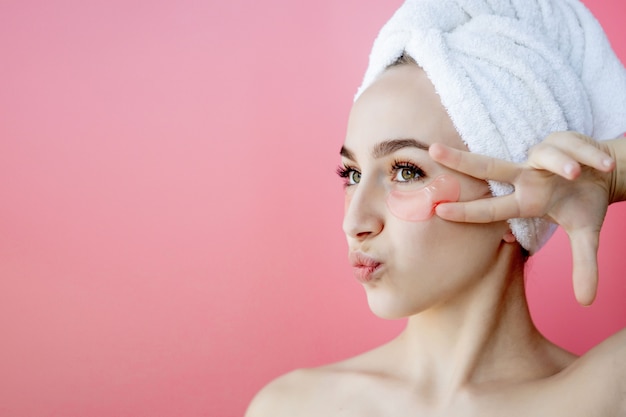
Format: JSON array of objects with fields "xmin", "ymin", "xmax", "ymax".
[{"xmin": 388, "ymin": 245, "xmax": 569, "ymax": 403}]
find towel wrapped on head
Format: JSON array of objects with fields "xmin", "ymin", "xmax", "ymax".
[{"xmin": 355, "ymin": 0, "xmax": 626, "ymax": 254}]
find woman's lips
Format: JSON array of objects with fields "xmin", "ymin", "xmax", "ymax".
[{"xmin": 349, "ymin": 252, "xmax": 382, "ymax": 283}]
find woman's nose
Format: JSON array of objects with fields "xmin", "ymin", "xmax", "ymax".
[{"xmin": 342, "ymin": 180, "xmax": 384, "ymax": 240}]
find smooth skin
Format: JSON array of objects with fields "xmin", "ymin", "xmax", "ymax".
[{"xmin": 245, "ymin": 64, "xmax": 626, "ymax": 417}]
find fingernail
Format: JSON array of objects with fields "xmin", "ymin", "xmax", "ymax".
[
  {"xmin": 564, "ymin": 163, "xmax": 575, "ymax": 176},
  {"xmin": 602, "ymin": 157, "xmax": 614, "ymax": 168}
]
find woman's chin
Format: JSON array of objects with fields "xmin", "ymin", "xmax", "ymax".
[{"xmin": 365, "ymin": 292, "xmax": 426, "ymax": 320}]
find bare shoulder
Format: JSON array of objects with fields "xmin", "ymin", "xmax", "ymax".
[
  {"xmin": 556, "ymin": 327, "xmax": 626, "ymax": 416},
  {"xmin": 243, "ymin": 366, "xmax": 355, "ymax": 417},
  {"xmin": 573, "ymin": 327, "xmax": 626, "ymax": 384},
  {"xmin": 245, "ymin": 349, "xmax": 390, "ymax": 417},
  {"xmin": 244, "ymin": 368, "xmax": 321, "ymax": 417}
]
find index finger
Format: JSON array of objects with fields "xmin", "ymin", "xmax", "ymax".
[
  {"xmin": 435, "ymin": 193, "xmax": 523, "ymax": 223},
  {"xmin": 430, "ymin": 143, "xmax": 521, "ymax": 183}
]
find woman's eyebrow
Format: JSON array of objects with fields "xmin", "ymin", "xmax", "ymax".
[
  {"xmin": 373, "ymin": 138, "xmax": 429, "ymax": 158},
  {"xmin": 340, "ymin": 138, "xmax": 429, "ymax": 161},
  {"xmin": 340, "ymin": 145, "xmax": 356, "ymax": 161}
]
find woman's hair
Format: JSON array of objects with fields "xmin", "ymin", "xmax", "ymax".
[{"xmin": 387, "ymin": 52, "xmax": 417, "ymax": 68}]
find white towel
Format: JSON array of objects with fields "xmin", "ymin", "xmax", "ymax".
[{"xmin": 355, "ymin": 0, "xmax": 626, "ymax": 254}]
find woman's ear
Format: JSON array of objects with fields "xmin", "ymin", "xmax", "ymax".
[{"xmin": 502, "ymin": 229, "xmax": 516, "ymax": 243}]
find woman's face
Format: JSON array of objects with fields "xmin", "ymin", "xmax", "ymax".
[{"xmin": 341, "ymin": 64, "xmax": 510, "ymax": 319}]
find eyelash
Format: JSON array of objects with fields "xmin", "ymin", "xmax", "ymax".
[
  {"xmin": 336, "ymin": 164, "xmax": 359, "ymax": 187},
  {"xmin": 335, "ymin": 160, "xmax": 426, "ymax": 186},
  {"xmin": 391, "ymin": 159, "xmax": 426, "ymax": 183}
]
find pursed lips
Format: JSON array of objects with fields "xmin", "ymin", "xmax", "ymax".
[{"xmin": 349, "ymin": 251, "xmax": 383, "ymax": 283}]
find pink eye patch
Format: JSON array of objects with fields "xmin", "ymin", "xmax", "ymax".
[{"xmin": 386, "ymin": 174, "xmax": 461, "ymax": 222}]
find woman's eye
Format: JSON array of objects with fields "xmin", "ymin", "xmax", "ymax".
[
  {"xmin": 336, "ymin": 165, "xmax": 361, "ymax": 186},
  {"xmin": 394, "ymin": 167, "xmax": 417, "ymax": 182},
  {"xmin": 391, "ymin": 161, "xmax": 425, "ymax": 183},
  {"xmin": 349, "ymin": 170, "xmax": 361, "ymax": 185}
]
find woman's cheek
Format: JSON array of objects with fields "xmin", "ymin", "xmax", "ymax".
[
  {"xmin": 344, "ymin": 191, "xmax": 352, "ymax": 214},
  {"xmin": 386, "ymin": 175, "xmax": 460, "ymax": 222}
]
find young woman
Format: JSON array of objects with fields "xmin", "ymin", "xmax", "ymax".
[{"xmin": 246, "ymin": 0, "xmax": 626, "ymax": 415}]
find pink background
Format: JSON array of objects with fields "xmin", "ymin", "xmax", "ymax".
[{"xmin": 1, "ymin": 1, "xmax": 624, "ymax": 416}]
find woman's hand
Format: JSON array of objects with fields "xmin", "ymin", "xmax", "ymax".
[{"xmin": 429, "ymin": 132, "xmax": 626, "ymax": 306}]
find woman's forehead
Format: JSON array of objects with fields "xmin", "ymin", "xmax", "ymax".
[{"xmin": 344, "ymin": 65, "xmax": 466, "ymax": 155}]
